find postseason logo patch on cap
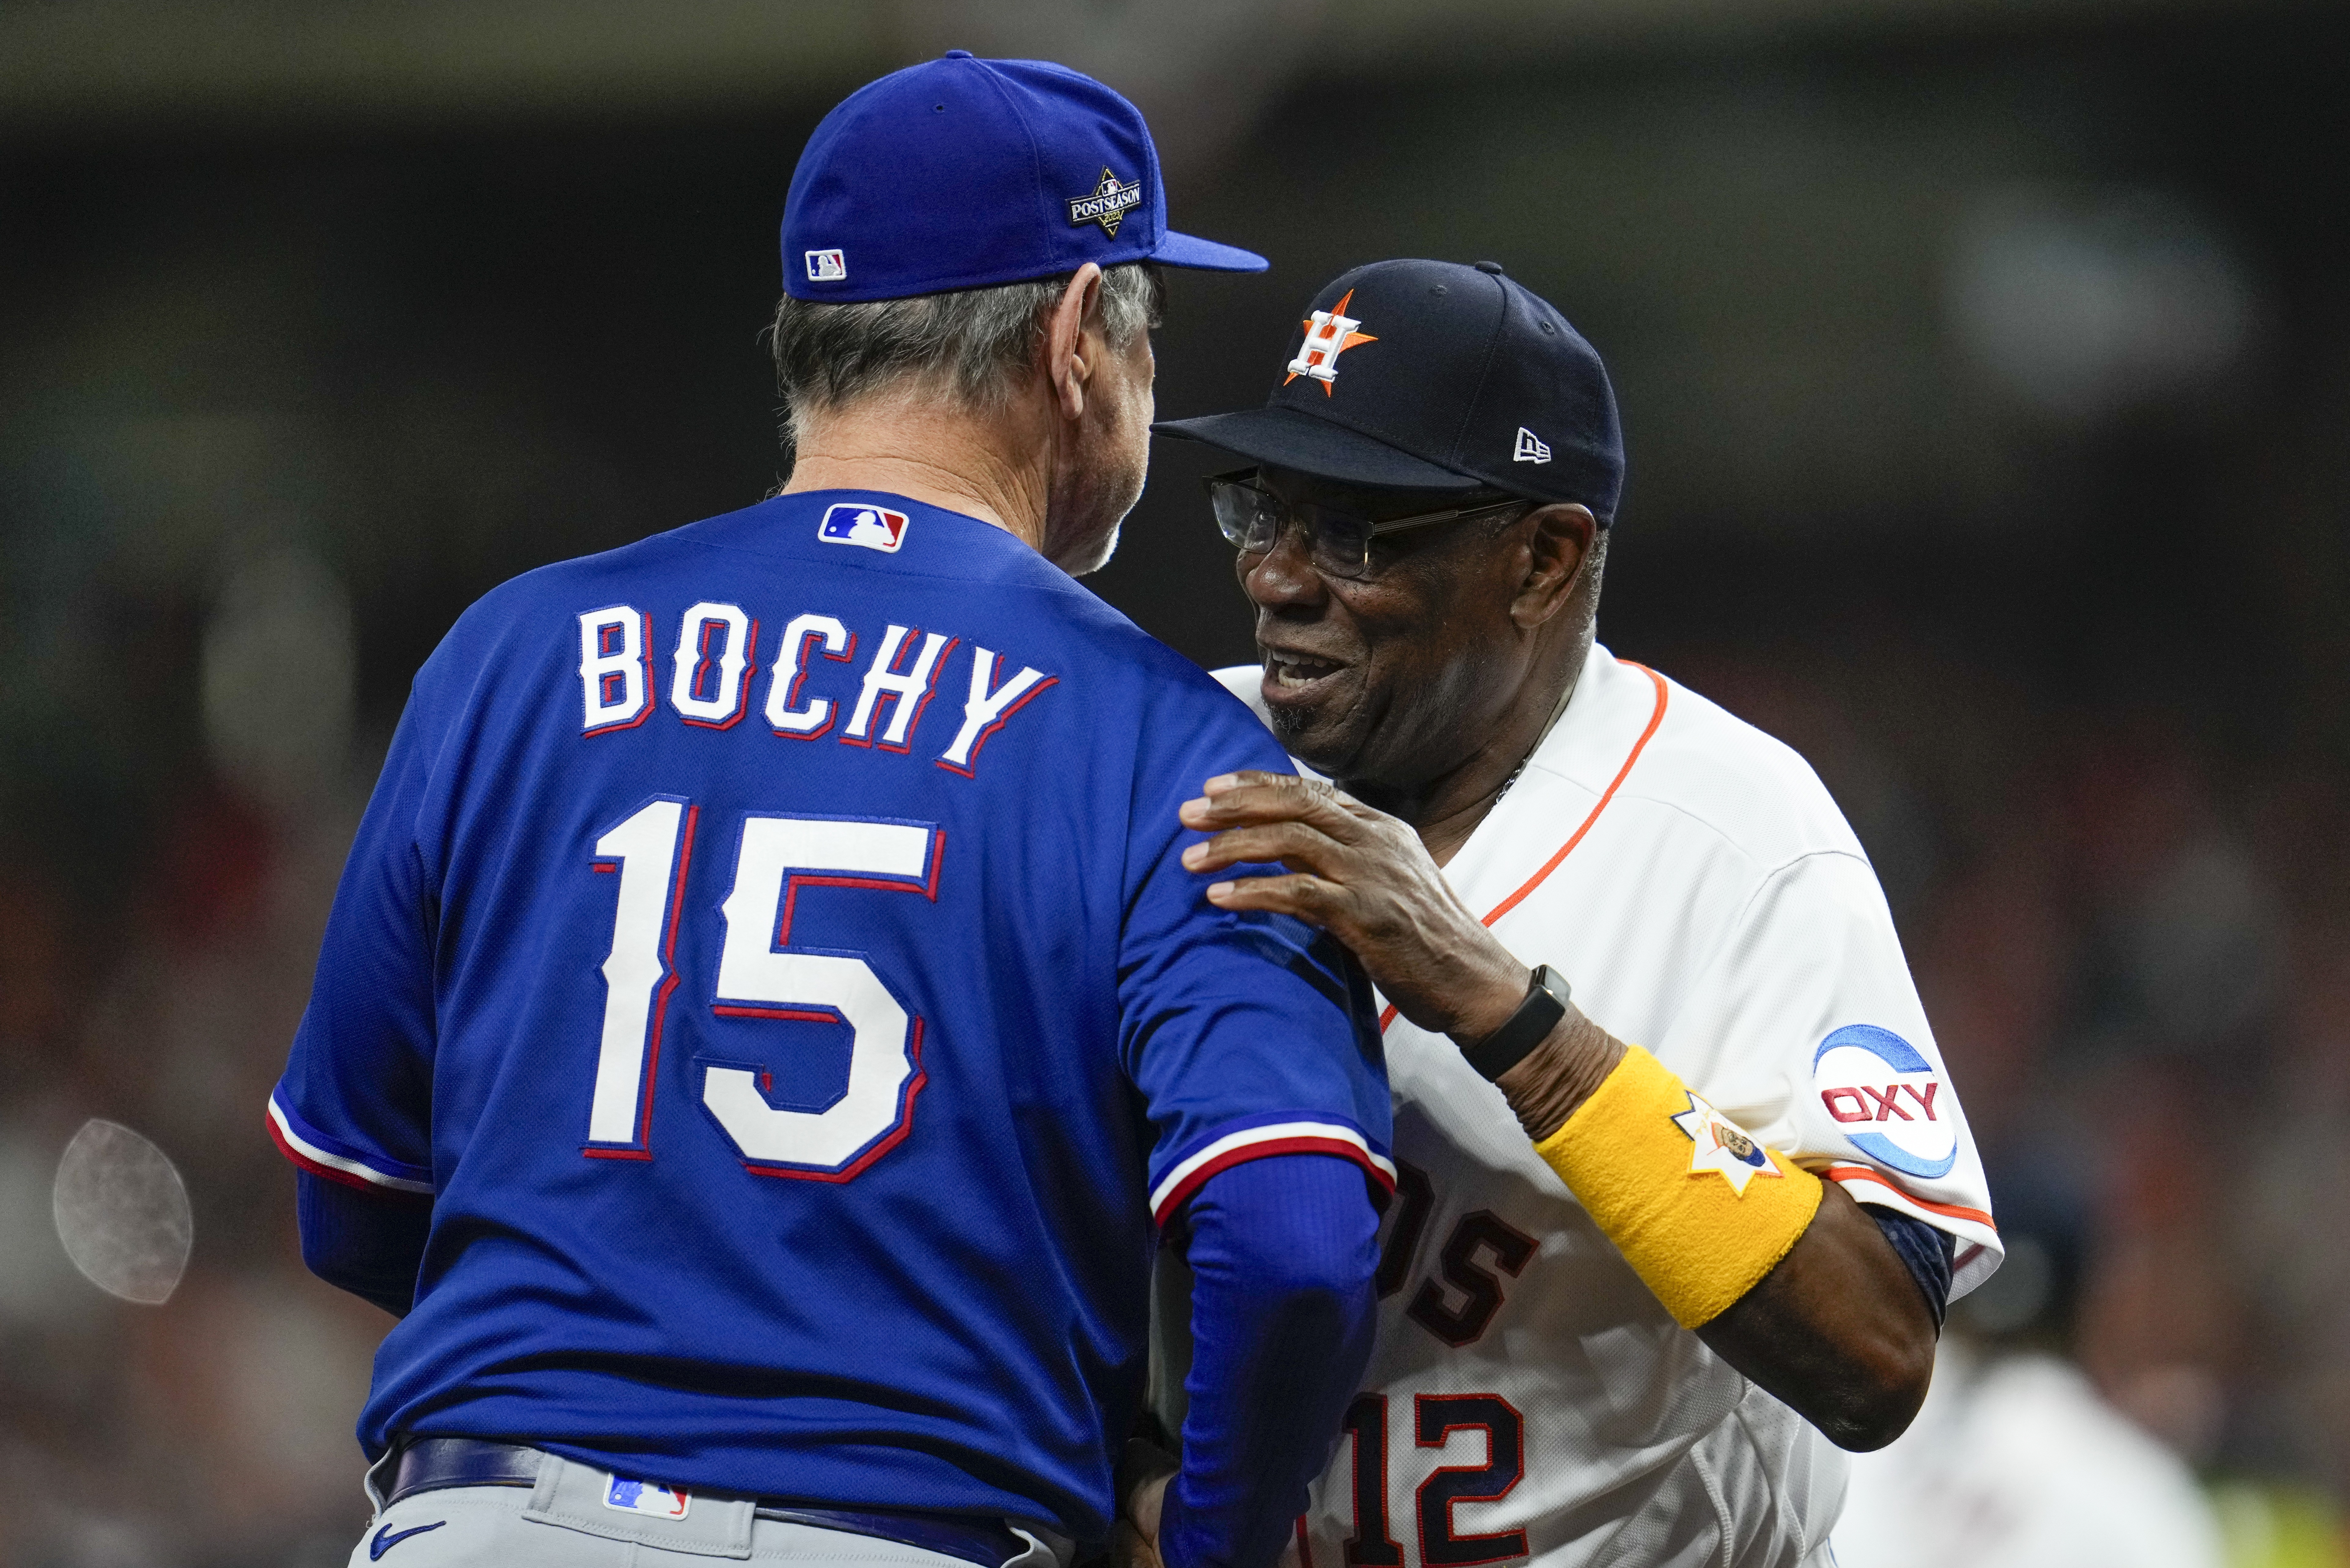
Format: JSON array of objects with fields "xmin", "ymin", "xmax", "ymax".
[
  {"xmin": 818, "ymin": 503, "xmax": 910, "ymax": 552},
  {"xmin": 1067, "ymin": 168, "xmax": 1142, "ymax": 236}
]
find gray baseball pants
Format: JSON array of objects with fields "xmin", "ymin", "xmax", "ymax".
[{"xmin": 348, "ymin": 1448, "xmax": 1070, "ymax": 1568}]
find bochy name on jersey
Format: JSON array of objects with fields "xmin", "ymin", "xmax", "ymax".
[
  {"xmin": 573, "ymin": 600, "xmax": 1055, "ymax": 773},
  {"xmin": 267, "ymin": 492, "xmax": 1391, "ymax": 1542}
]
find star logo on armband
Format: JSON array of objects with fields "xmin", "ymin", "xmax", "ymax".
[{"xmin": 1669, "ymin": 1093, "xmax": 1781, "ymax": 1196}]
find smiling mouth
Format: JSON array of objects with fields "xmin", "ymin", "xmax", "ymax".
[{"xmin": 1264, "ymin": 653, "xmax": 1347, "ymax": 693}]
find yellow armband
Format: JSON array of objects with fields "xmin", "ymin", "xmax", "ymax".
[{"xmin": 1530, "ymin": 1044, "xmax": 1821, "ymax": 1329}]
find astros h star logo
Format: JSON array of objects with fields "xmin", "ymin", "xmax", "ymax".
[{"xmin": 1284, "ymin": 289, "xmax": 1379, "ymax": 393}]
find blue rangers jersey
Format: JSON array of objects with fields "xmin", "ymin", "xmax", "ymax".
[{"xmin": 267, "ymin": 491, "xmax": 1394, "ymax": 1539}]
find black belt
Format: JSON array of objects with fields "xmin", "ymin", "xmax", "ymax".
[{"xmin": 387, "ymin": 1438, "xmax": 1029, "ymax": 1568}]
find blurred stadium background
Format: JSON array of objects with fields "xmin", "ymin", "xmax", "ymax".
[{"xmin": 3, "ymin": 1, "xmax": 2348, "ymax": 1563}]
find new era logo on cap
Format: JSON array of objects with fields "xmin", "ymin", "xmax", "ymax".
[
  {"xmin": 818, "ymin": 503, "xmax": 909, "ymax": 552},
  {"xmin": 805, "ymin": 248, "xmax": 847, "ymax": 281},
  {"xmin": 1514, "ymin": 427, "xmax": 1552, "ymax": 463}
]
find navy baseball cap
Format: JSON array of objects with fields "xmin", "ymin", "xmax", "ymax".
[
  {"xmin": 783, "ymin": 51, "xmax": 1266, "ymax": 302},
  {"xmin": 1156, "ymin": 259, "xmax": 1625, "ymax": 522}
]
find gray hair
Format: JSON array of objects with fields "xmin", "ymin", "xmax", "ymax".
[{"xmin": 768, "ymin": 263, "xmax": 1162, "ymax": 456}]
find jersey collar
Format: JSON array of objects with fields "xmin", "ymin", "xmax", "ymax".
[{"xmin": 1437, "ymin": 642, "xmax": 1671, "ymax": 925}]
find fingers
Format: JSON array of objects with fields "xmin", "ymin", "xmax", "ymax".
[
  {"xmin": 1186, "ymin": 817, "xmax": 1361, "ymax": 876},
  {"xmin": 1111, "ymin": 1442, "xmax": 1173, "ymax": 1568},
  {"xmin": 1202, "ymin": 872, "xmax": 1345, "ymax": 925},
  {"xmin": 1116, "ymin": 1438, "xmax": 1177, "ymax": 1523},
  {"xmin": 1203, "ymin": 769, "xmax": 1323, "ymax": 795},
  {"xmin": 1109, "ymin": 1519, "xmax": 1164, "ymax": 1568},
  {"xmin": 1181, "ymin": 773, "xmax": 1363, "ymax": 839}
]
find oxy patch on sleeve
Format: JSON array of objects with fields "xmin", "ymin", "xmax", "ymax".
[{"xmin": 1812, "ymin": 1024, "xmax": 1957, "ymax": 1180}]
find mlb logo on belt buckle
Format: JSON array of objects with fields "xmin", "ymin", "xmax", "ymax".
[
  {"xmin": 805, "ymin": 248, "xmax": 847, "ymax": 281},
  {"xmin": 817, "ymin": 503, "xmax": 909, "ymax": 553},
  {"xmin": 604, "ymin": 1475, "xmax": 691, "ymax": 1520}
]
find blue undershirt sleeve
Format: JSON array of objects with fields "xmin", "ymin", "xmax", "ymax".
[
  {"xmin": 296, "ymin": 1170, "xmax": 432, "ymax": 1318},
  {"xmin": 1160, "ymin": 1154, "xmax": 1380, "ymax": 1568},
  {"xmin": 1868, "ymin": 1207, "xmax": 1956, "ymax": 1330}
]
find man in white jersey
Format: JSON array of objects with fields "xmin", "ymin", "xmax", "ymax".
[{"xmin": 1133, "ymin": 260, "xmax": 2002, "ymax": 1568}]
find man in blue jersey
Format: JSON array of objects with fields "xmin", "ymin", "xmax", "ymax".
[{"xmin": 270, "ymin": 54, "xmax": 1392, "ymax": 1568}]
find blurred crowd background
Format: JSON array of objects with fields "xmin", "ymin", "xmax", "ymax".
[{"xmin": 3, "ymin": 1, "xmax": 2347, "ymax": 1564}]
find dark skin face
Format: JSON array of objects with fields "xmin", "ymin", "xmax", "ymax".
[
  {"xmin": 1155, "ymin": 461, "xmax": 1936, "ymax": 1473},
  {"xmin": 1241, "ymin": 465, "xmax": 1597, "ymax": 864}
]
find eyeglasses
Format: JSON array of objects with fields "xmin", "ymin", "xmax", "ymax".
[{"xmin": 1204, "ymin": 469, "xmax": 1530, "ymax": 581}]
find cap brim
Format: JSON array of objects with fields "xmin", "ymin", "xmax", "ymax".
[
  {"xmin": 1154, "ymin": 405, "xmax": 1482, "ymax": 490},
  {"xmin": 1149, "ymin": 230, "xmax": 1268, "ymax": 272}
]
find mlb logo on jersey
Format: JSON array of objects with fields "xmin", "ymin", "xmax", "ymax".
[
  {"xmin": 818, "ymin": 503, "xmax": 909, "ymax": 552},
  {"xmin": 805, "ymin": 248, "xmax": 847, "ymax": 281},
  {"xmin": 603, "ymin": 1475, "xmax": 691, "ymax": 1520}
]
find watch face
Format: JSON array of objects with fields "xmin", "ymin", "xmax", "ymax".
[{"xmin": 1466, "ymin": 969, "xmax": 1569, "ymax": 1081}]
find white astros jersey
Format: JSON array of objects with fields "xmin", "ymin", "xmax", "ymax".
[{"xmin": 1179, "ymin": 642, "xmax": 2001, "ymax": 1568}]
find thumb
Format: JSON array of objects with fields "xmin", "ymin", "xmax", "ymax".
[{"xmin": 1110, "ymin": 1519, "xmax": 1165, "ymax": 1568}]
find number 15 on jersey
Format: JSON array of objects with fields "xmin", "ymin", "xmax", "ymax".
[{"xmin": 583, "ymin": 797, "xmax": 940, "ymax": 1180}]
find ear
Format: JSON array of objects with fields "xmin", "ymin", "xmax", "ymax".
[
  {"xmin": 1510, "ymin": 503, "xmax": 1596, "ymax": 631},
  {"xmin": 1044, "ymin": 263, "xmax": 1106, "ymax": 425}
]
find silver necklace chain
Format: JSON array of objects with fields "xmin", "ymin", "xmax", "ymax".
[{"xmin": 1490, "ymin": 675, "xmax": 1578, "ymax": 806}]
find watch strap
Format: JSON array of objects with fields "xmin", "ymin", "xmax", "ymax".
[{"xmin": 1462, "ymin": 964, "xmax": 1572, "ymax": 1081}]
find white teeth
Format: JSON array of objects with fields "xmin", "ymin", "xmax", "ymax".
[{"xmin": 1268, "ymin": 658, "xmax": 1339, "ymax": 688}]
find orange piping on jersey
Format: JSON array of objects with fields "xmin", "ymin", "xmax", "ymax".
[
  {"xmin": 1824, "ymin": 1163, "xmax": 1996, "ymax": 1230},
  {"xmin": 1380, "ymin": 661, "xmax": 1670, "ymax": 1032}
]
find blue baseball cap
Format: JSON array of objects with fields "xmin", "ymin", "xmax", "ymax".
[{"xmin": 782, "ymin": 51, "xmax": 1267, "ymax": 302}]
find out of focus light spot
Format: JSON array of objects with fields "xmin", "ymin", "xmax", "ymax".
[
  {"xmin": 199, "ymin": 548, "xmax": 356, "ymax": 811},
  {"xmin": 1945, "ymin": 185, "xmax": 2259, "ymax": 423},
  {"xmin": 52, "ymin": 1119, "xmax": 193, "ymax": 1306}
]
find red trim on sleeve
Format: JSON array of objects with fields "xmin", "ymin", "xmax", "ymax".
[
  {"xmin": 266, "ymin": 1111, "xmax": 432, "ymax": 1202},
  {"xmin": 1825, "ymin": 1163, "xmax": 1995, "ymax": 1229},
  {"xmin": 1151, "ymin": 1136, "xmax": 1397, "ymax": 1228}
]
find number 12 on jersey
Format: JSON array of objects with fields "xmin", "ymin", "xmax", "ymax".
[
  {"xmin": 1325, "ymin": 1393, "xmax": 1527, "ymax": 1568},
  {"xmin": 583, "ymin": 798, "xmax": 939, "ymax": 1179}
]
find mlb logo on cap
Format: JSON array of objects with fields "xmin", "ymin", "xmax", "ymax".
[
  {"xmin": 805, "ymin": 248, "xmax": 847, "ymax": 282},
  {"xmin": 818, "ymin": 502, "xmax": 909, "ymax": 552},
  {"xmin": 603, "ymin": 1475, "xmax": 691, "ymax": 1520}
]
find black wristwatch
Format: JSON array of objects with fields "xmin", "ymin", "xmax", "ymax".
[{"xmin": 1461, "ymin": 965, "xmax": 1574, "ymax": 1082}]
